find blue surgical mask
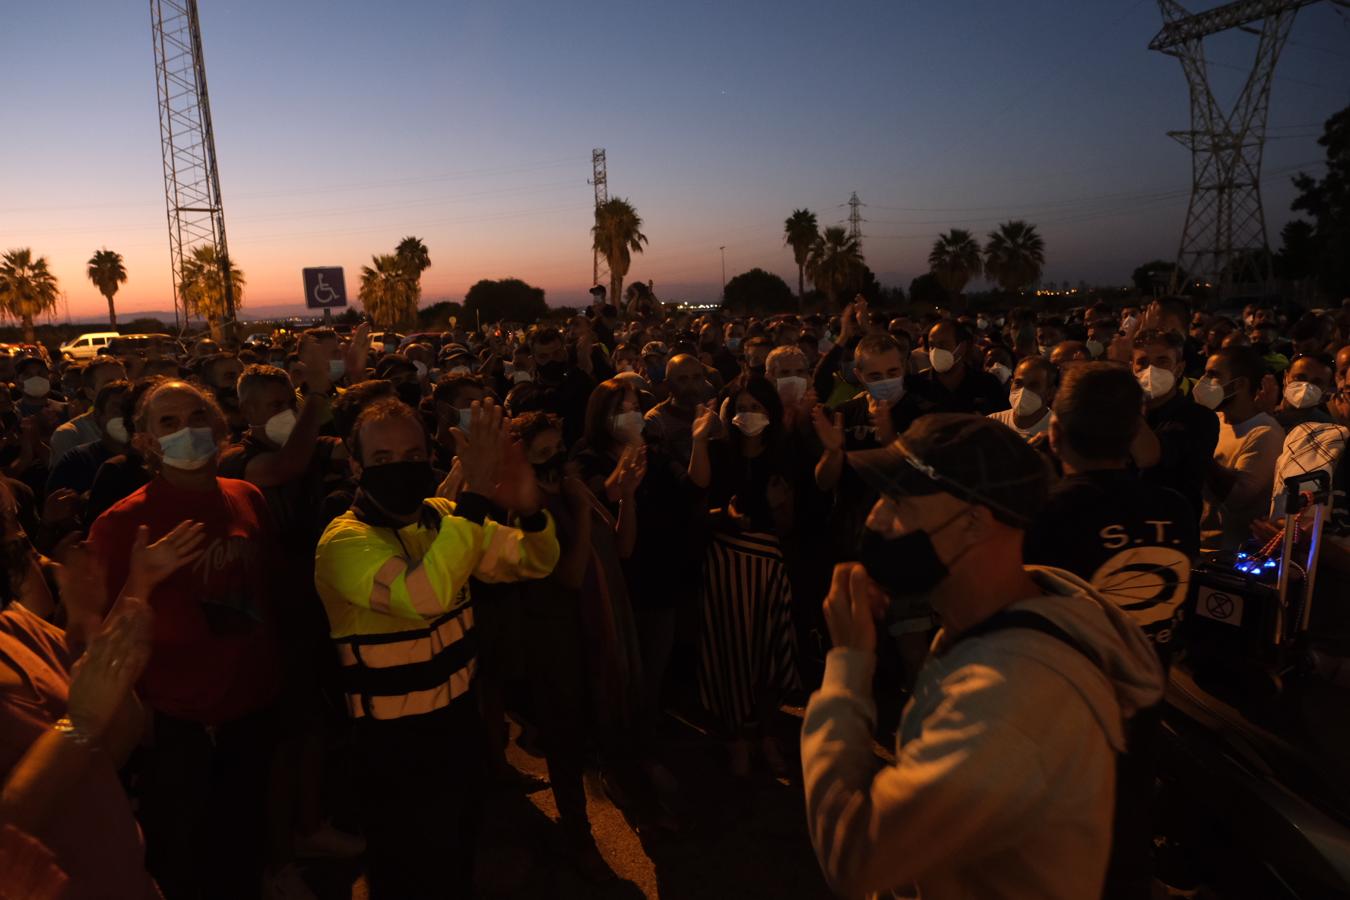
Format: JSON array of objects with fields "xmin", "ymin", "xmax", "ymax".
[
  {"xmin": 866, "ymin": 376, "xmax": 905, "ymax": 403},
  {"xmin": 158, "ymin": 426, "xmax": 218, "ymax": 470}
]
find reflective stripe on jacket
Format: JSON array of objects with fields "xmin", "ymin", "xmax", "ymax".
[{"xmin": 315, "ymin": 494, "xmax": 559, "ymax": 721}]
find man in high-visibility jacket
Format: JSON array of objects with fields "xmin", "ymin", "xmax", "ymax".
[{"xmin": 315, "ymin": 396, "xmax": 559, "ymax": 900}]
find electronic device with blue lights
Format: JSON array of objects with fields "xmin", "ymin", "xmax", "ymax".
[{"xmin": 1184, "ymin": 470, "xmax": 1330, "ymax": 675}]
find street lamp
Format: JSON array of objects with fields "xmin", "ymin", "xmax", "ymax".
[{"xmin": 719, "ymin": 245, "xmax": 726, "ymax": 300}]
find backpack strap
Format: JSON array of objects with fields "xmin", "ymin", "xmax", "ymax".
[{"xmin": 942, "ymin": 608, "xmax": 1102, "ymax": 672}]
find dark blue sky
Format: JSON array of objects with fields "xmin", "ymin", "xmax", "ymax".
[{"xmin": 3, "ymin": 0, "xmax": 1347, "ymax": 313}]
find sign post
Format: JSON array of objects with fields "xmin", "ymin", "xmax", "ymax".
[{"xmin": 302, "ymin": 267, "xmax": 347, "ymax": 324}]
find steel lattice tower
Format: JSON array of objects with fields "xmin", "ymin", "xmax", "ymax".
[
  {"xmin": 590, "ymin": 149, "xmax": 609, "ymax": 291},
  {"xmin": 151, "ymin": 0, "xmax": 235, "ymax": 335},
  {"xmin": 1150, "ymin": 0, "xmax": 1324, "ymax": 297},
  {"xmin": 847, "ymin": 191, "xmax": 864, "ymax": 247}
]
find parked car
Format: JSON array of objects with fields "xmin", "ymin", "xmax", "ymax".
[
  {"xmin": 59, "ymin": 331, "xmax": 119, "ymax": 360},
  {"xmin": 99, "ymin": 334, "xmax": 181, "ymax": 359}
]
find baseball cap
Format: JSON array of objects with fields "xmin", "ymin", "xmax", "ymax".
[
  {"xmin": 640, "ymin": 341, "xmax": 668, "ymax": 359},
  {"xmin": 848, "ymin": 413, "xmax": 1051, "ymax": 527}
]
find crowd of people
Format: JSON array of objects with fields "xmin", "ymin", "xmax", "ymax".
[{"xmin": 1, "ymin": 286, "xmax": 1348, "ymax": 899}]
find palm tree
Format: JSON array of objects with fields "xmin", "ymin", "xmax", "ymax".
[
  {"xmin": 87, "ymin": 248, "xmax": 127, "ymax": 328},
  {"xmin": 359, "ymin": 253, "xmax": 417, "ymax": 329},
  {"xmin": 592, "ymin": 198, "xmax": 648, "ymax": 304},
  {"xmin": 805, "ymin": 227, "xmax": 864, "ymax": 308},
  {"xmin": 394, "ymin": 236, "xmax": 431, "ymax": 305},
  {"xmin": 179, "ymin": 245, "xmax": 244, "ymax": 342},
  {"xmin": 0, "ymin": 249, "xmax": 61, "ymax": 343},
  {"xmin": 783, "ymin": 209, "xmax": 819, "ymax": 302},
  {"xmin": 928, "ymin": 229, "xmax": 983, "ymax": 309},
  {"xmin": 983, "ymin": 220, "xmax": 1045, "ymax": 295}
]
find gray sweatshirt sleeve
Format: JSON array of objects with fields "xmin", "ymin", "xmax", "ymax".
[{"xmin": 801, "ymin": 648, "xmax": 1050, "ymax": 898}]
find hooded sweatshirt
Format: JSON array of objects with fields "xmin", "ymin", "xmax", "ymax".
[{"xmin": 801, "ymin": 566, "xmax": 1165, "ymax": 900}]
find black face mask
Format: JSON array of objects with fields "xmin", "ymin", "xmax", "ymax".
[
  {"xmin": 532, "ymin": 450, "xmax": 567, "ymax": 485},
  {"xmin": 859, "ymin": 507, "xmax": 970, "ymax": 598},
  {"xmin": 395, "ymin": 381, "xmax": 423, "ymax": 408},
  {"xmin": 538, "ymin": 360, "xmax": 568, "ymax": 383},
  {"xmin": 358, "ymin": 460, "xmax": 438, "ymax": 519}
]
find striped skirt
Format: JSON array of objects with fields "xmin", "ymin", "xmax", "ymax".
[{"xmin": 697, "ymin": 528, "xmax": 801, "ymax": 732}]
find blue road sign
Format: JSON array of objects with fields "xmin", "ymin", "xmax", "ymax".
[{"xmin": 302, "ymin": 267, "xmax": 347, "ymax": 309}]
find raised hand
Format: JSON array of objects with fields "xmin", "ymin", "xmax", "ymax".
[
  {"xmin": 492, "ymin": 432, "xmax": 542, "ymax": 517},
  {"xmin": 436, "ymin": 457, "xmax": 464, "ymax": 500},
  {"xmin": 128, "ymin": 522, "xmax": 208, "ymax": 595},
  {"xmin": 66, "ymin": 594, "xmax": 153, "ymax": 740},
  {"xmin": 692, "ymin": 401, "xmax": 719, "ymax": 442},
  {"xmin": 811, "ymin": 405, "xmax": 845, "ymax": 453},
  {"xmin": 41, "ymin": 488, "xmax": 80, "ymax": 526},
  {"xmin": 822, "ymin": 562, "xmax": 889, "ymax": 653},
  {"xmin": 299, "ymin": 334, "xmax": 331, "ymax": 394},
  {"xmin": 868, "ymin": 395, "xmax": 896, "ymax": 444},
  {"xmin": 345, "ymin": 322, "xmax": 372, "ymax": 378},
  {"xmin": 451, "ymin": 398, "xmax": 505, "ymax": 496}
]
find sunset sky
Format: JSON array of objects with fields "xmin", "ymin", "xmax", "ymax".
[{"xmin": 3, "ymin": 0, "xmax": 1347, "ymax": 320}]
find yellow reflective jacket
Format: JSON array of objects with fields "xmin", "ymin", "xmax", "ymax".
[{"xmin": 315, "ymin": 495, "xmax": 559, "ymax": 721}]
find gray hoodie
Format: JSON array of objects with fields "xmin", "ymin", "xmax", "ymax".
[{"xmin": 801, "ymin": 566, "xmax": 1165, "ymax": 900}]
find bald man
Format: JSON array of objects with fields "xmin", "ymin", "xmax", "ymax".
[
  {"xmin": 643, "ymin": 353, "xmax": 711, "ymax": 468},
  {"xmin": 988, "ymin": 356, "xmax": 1057, "ymax": 440}
]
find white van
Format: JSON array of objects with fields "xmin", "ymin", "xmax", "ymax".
[{"xmin": 60, "ymin": 332, "xmax": 120, "ymax": 361}]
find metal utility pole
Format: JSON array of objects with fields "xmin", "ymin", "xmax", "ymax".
[
  {"xmin": 151, "ymin": 0, "xmax": 235, "ymax": 338},
  {"xmin": 847, "ymin": 191, "xmax": 864, "ymax": 247},
  {"xmin": 1149, "ymin": 0, "xmax": 1322, "ymax": 298},
  {"xmin": 589, "ymin": 148, "xmax": 609, "ymax": 291},
  {"xmin": 719, "ymin": 246, "xmax": 726, "ymax": 299}
]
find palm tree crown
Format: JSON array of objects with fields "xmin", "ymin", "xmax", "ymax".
[
  {"xmin": 592, "ymin": 198, "xmax": 648, "ymax": 308},
  {"xmin": 928, "ymin": 229, "xmax": 983, "ymax": 305},
  {"xmin": 394, "ymin": 236, "xmax": 431, "ymax": 305},
  {"xmin": 179, "ymin": 245, "xmax": 245, "ymax": 342},
  {"xmin": 87, "ymin": 248, "xmax": 127, "ymax": 328},
  {"xmin": 360, "ymin": 253, "xmax": 418, "ymax": 329},
  {"xmin": 805, "ymin": 227, "xmax": 864, "ymax": 308},
  {"xmin": 783, "ymin": 209, "xmax": 819, "ymax": 301},
  {"xmin": 0, "ymin": 248, "xmax": 61, "ymax": 343},
  {"xmin": 983, "ymin": 220, "xmax": 1045, "ymax": 294}
]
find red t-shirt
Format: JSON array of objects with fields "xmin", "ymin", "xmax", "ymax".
[
  {"xmin": 87, "ymin": 477, "xmax": 281, "ymax": 725},
  {"xmin": 0, "ymin": 604, "xmax": 161, "ymax": 900}
]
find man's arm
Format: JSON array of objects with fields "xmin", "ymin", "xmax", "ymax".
[
  {"xmin": 241, "ymin": 392, "xmax": 329, "ymax": 487},
  {"xmin": 801, "ymin": 650, "xmax": 1050, "ymax": 896}
]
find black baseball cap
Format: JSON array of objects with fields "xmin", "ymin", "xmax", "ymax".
[{"xmin": 847, "ymin": 413, "xmax": 1051, "ymax": 527}]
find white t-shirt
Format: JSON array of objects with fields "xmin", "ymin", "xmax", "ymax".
[
  {"xmin": 988, "ymin": 408, "xmax": 1051, "ymax": 441},
  {"xmin": 1201, "ymin": 411, "xmax": 1285, "ymax": 551}
]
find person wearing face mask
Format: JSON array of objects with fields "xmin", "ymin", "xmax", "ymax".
[
  {"xmin": 200, "ymin": 353, "xmax": 247, "ymax": 441},
  {"xmin": 801, "ymin": 414, "xmax": 1164, "ymax": 900},
  {"xmin": 528, "ymin": 327, "xmax": 595, "ymax": 447},
  {"xmin": 765, "ymin": 345, "xmax": 816, "ymax": 434},
  {"xmin": 45, "ymin": 380, "xmax": 130, "ymax": 500},
  {"xmin": 430, "ymin": 373, "xmax": 488, "ymax": 471},
  {"xmin": 86, "ymin": 379, "xmax": 287, "ymax": 900},
  {"xmin": 1273, "ymin": 353, "xmax": 1335, "ymax": 431},
  {"xmin": 911, "ymin": 320, "xmax": 1009, "ymax": 416},
  {"xmin": 1133, "ymin": 329, "xmax": 1220, "ymax": 520},
  {"xmin": 699, "ymin": 321, "xmax": 740, "ymax": 384},
  {"xmin": 687, "ymin": 377, "xmax": 799, "ymax": 777},
  {"xmin": 987, "ymin": 356, "xmax": 1056, "ymax": 441},
  {"xmin": 315, "ymin": 397, "xmax": 556, "ymax": 900},
  {"xmin": 49, "ymin": 358, "xmax": 127, "ymax": 464},
  {"xmin": 510, "ymin": 411, "xmax": 643, "ymax": 881},
  {"xmin": 15, "ymin": 358, "xmax": 66, "ymax": 423},
  {"xmin": 1196, "ymin": 347, "xmax": 1286, "ymax": 551}
]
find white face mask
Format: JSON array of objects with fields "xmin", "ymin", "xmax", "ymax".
[
  {"xmin": 413, "ymin": 361, "xmax": 429, "ymax": 380},
  {"xmin": 1009, "ymin": 387, "xmax": 1043, "ymax": 417},
  {"xmin": 988, "ymin": 363, "xmax": 1012, "ymax": 384},
  {"xmin": 512, "ymin": 369, "xmax": 533, "ymax": 384},
  {"xmin": 776, "ymin": 375, "xmax": 808, "ymax": 405},
  {"xmin": 1284, "ymin": 381, "xmax": 1323, "ymax": 410},
  {"xmin": 105, "ymin": 416, "xmax": 129, "ymax": 445},
  {"xmin": 732, "ymin": 411, "xmax": 770, "ymax": 437},
  {"xmin": 22, "ymin": 376, "xmax": 50, "ymax": 398},
  {"xmin": 1192, "ymin": 377, "xmax": 1229, "ymax": 410},
  {"xmin": 264, "ymin": 408, "xmax": 298, "ymax": 446},
  {"xmin": 610, "ymin": 410, "xmax": 645, "ymax": 442},
  {"xmin": 448, "ymin": 365, "xmax": 471, "ymax": 376},
  {"xmin": 976, "ymin": 318, "xmax": 989, "ymax": 330},
  {"xmin": 1137, "ymin": 365, "xmax": 1176, "ymax": 401},
  {"xmin": 1085, "ymin": 339, "xmax": 1105, "ymax": 359},
  {"xmin": 928, "ymin": 347, "xmax": 959, "ymax": 374},
  {"xmin": 158, "ymin": 425, "xmax": 218, "ymax": 471}
]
